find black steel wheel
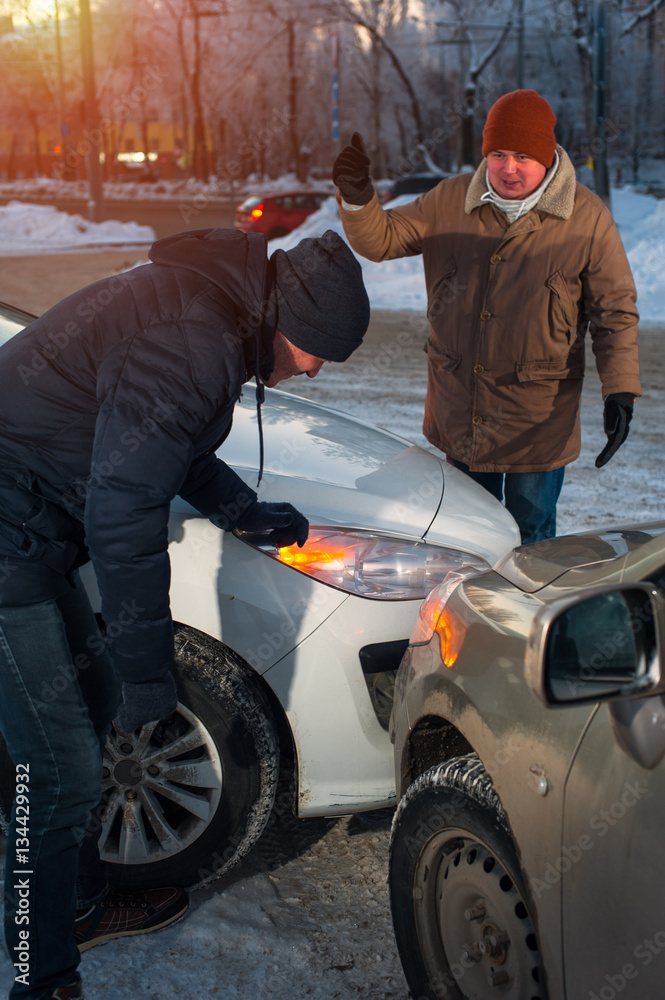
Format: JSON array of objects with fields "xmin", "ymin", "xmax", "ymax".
[{"xmin": 389, "ymin": 754, "xmax": 545, "ymax": 1000}]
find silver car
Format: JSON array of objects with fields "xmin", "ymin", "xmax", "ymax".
[{"xmin": 390, "ymin": 525, "xmax": 665, "ymax": 1000}]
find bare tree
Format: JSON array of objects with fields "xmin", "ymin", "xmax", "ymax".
[
  {"xmin": 318, "ymin": 0, "xmax": 424, "ymax": 154},
  {"xmin": 425, "ymin": 0, "xmax": 519, "ymax": 166}
]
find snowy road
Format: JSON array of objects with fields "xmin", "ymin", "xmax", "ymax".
[{"xmin": 1, "ymin": 806, "xmax": 408, "ymax": 999}]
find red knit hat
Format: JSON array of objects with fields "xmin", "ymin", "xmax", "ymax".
[{"xmin": 482, "ymin": 90, "xmax": 557, "ymax": 167}]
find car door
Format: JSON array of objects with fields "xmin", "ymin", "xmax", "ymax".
[
  {"xmin": 525, "ymin": 541, "xmax": 665, "ymax": 998},
  {"xmin": 560, "ymin": 697, "xmax": 665, "ymax": 995},
  {"xmin": 271, "ymin": 195, "xmax": 296, "ymax": 229}
]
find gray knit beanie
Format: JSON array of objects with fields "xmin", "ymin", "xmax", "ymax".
[{"xmin": 270, "ymin": 230, "xmax": 370, "ymax": 362}]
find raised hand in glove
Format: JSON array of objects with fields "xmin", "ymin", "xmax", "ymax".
[
  {"xmin": 332, "ymin": 132, "xmax": 374, "ymax": 206},
  {"xmin": 595, "ymin": 393, "xmax": 634, "ymax": 468},
  {"xmin": 236, "ymin": 499, "xmax": 309, "ymax": 548},
  {"xmin": 118, "ymin": 673, "xmax": 178, "ymax": 733}
]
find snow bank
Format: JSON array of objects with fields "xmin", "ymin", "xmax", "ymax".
[
  {"xmin": 613, "ymin": 187, "xmax": 665, "ymax": 324},
  {"xmin": 0, "ymin": 201, "xmax": 154, "ymax": 253}
]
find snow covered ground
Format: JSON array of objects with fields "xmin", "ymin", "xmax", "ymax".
[
  {"xmin": 0, "ymin": 182, "xmax": 662, "ymax": 999},
  {"xmin": 0, "ymin": 200, "xmax": 154, "ymax": 253},
  {"xmin": 0, "ymin": 807, "xmax": 408, "ymax": 1000}
]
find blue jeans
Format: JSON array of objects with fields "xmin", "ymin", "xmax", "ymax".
[
  {"xmin": 449, "ymin": 461, "xmax": 566, "ymax": 544},
  {"xmin": 0, "ymin": 573, "xmax": 120, "ymax": 999}
]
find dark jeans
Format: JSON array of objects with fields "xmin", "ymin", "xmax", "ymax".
[
  {"xmin": 0, "ymin": 573, "xmax": 120, "ymax": 999},
  {"xmin": 449, "ymin": 461, "xmax": 566, "ymax": 544}
]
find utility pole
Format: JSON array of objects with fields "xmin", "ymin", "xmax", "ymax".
[
  {"xmin": 287, "ymin": 18, "xmax": 299, "ymax": 178},
  {"xmin": 592, "ymin": 0, "xmax": 610, "ymax": 207},
  {"xmin": 331, "ymin": 29, "xmax": 340, "ymax": 161},
  {"xmin": 79, "ymin": 0, "xmax": 104, "ymax": 221},
  {"xmin": 190, "ymin": 0, "xmax": 208, "ymax": 180},
  {"xmin": 54, "ymin": 0, "xmax": 68, "ymax": 177},
  {"xmin": 517, "ymin": 0, "xmax": 525, "ymax": 88}
]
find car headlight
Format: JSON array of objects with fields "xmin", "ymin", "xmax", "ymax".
[
  {"xmin": 409, "ymin": 561, "xmax": 489, "ymax": 665},
  {"xmin": 240, "ymin": 526, "xmax": 489, "ymax": 601}
]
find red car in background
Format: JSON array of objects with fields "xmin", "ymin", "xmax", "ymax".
[{"xmin": 233, "ymin": 190, "xmax": 332, "ymax": 240}]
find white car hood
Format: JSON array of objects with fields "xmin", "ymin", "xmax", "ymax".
[
  {"xmin": 223, "ymin": 387, "xmax": 441, "ymax": 538},
  {"xmin": 216, "ymin": 388, "xmax": 519, "ymax": 565}
]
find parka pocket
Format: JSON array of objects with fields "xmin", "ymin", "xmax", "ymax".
[
  {"xmin": 425, "ymin": 338, "xmax": 462, "ymax": 372},
  {"xmin": 545, "ymin": 270, "xmax": 576, "ymax": 343},
  {"xmin": 3, "ymin": 477, "xmax": 79, "ymax": 558},
  {"xmin": 428, "ymin": 256, "xmax": 460, "ymax": 319},
  {"xmin": 515, "ymin": 357, "xmax": 584, "ymax": 382}
]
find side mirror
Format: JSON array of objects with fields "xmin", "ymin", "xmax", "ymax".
[{"xmin": 525, "ymin": 583, "xmax": 664, "ymax": 706}]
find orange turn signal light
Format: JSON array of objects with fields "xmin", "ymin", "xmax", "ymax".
[
  {"xmin": 278, "ymin": 543, "xmax": 345, "ymax": 571},
  {"xmin": 434, "ymin": 607, "xmax": 466, "ymax": 668}
]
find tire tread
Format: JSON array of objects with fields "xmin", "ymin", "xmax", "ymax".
[{"xmin": 174, "ymin": 625, "xmax": 280, "ymax": 885}]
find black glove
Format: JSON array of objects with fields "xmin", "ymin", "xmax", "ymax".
[
  {"xmin": 117, "ymin": 674, "xmax": 178, "ymax": 733},
  {"xmin": 236, "ymin": 500, "xmax": 309, "ymax": 548},
  {"xmin": 595, "ymin": 392, "xmax": 634, "ymax": 468},
  {"xmin": 332, "ymin": 132, "xmax": 374, "ymax": 206}
]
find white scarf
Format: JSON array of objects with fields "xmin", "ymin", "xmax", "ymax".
[{"xmin": 481, "ymin": 151, "xmax": 560, "ymax": 222}]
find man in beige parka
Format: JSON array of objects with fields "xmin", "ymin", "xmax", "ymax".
[{"xmin": 333, "ymin": 89, "xmax": 640, "ymax": 543}]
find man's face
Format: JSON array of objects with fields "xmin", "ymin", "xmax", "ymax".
[
  {"xmin": 264, "ymin": 330, "xmax": 326, "ymax": 387},
  {"xmin": 486, "ymin": 149, "xmax": 547, "ymax": 200}
]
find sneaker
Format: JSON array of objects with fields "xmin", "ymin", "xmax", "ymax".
[
  {"xmin": 73, "ymin": 886, "xmax": 189, "ymax": 952},
  {"xmin": 49, "ymin": 984, "xmax": 83, "ymax": 1000}
]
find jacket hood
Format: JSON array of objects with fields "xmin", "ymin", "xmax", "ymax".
[
  {"xmin": 150, "ymin": 225, "xmax": 276, "ymax": 368},
  {"xmin": 149, "ymin": 227, "xmax": 275, "ymax": 485},
  {"xmin": 150, "ymin": 227, "xmax": 259, "ymax": 285},
  {"xmin": 149, "ymin": 228, "xmax": 276, "ymax": 335}
]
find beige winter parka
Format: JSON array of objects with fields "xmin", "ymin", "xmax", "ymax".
[{"xmin": 338, "ymin": 147, "xmax": 640, "ymax": 473}]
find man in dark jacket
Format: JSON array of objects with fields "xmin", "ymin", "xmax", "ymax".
[{"xmin": 0, "ymin": 227, "xmax": 370, "ymax": 1000}]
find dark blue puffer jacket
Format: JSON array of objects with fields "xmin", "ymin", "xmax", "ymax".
[{"xmin": 0, "ymin": 228, "xmax": 275, "ymax": 684}]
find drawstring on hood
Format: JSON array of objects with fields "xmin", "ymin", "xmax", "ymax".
[{"xmin": 253, "ymin": 328, "xmax": 266, "ymax": 488}]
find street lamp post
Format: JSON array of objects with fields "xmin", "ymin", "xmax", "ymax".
[
  {"xmin": 592, "ymin": 0, "xmax": 610, "ymax": 208},
  {"xmin": 79, "ymin": 0, "xmax": 104, "ymax": 221},
  {"xmin": 54, "ymin": 0, "xmax": 67, "ymax": 176}
]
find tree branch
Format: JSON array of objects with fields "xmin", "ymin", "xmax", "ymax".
[
  {"xmin": 621, "ymin": 0, "xmax": 665, "ymax": 35},
  {"xmin": 335, "ymin": 0, "xmax": 424, "ymax": 142}
]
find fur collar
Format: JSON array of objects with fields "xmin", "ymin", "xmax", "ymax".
[{"xmin": 464, "ymin": 145, "xmax": 576, "ymax": 220}]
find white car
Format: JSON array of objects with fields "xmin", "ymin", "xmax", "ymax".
[{"xmin": 0, "ymin": 301, "xmax": 520, "ymax": 889}]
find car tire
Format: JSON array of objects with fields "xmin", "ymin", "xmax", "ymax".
[
  {"xmin": 101, "ymin": 626, "xmax": 280, "ymax": 889},
  {"xmin": 267, "ymin": 226, "xmax": 290, "ymax": 239},
  {"xmin": 0, "ymin": 626, "xmax": 280, "ymax": 890},
  {"xmin": 389, "ymin": 753, "xmax": 545, "ymax": 1000}
]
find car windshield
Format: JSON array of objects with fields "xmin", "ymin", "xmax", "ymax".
[{"xmin": 238, "ymin": 196, "xmax": 263, "ymax": 211}]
